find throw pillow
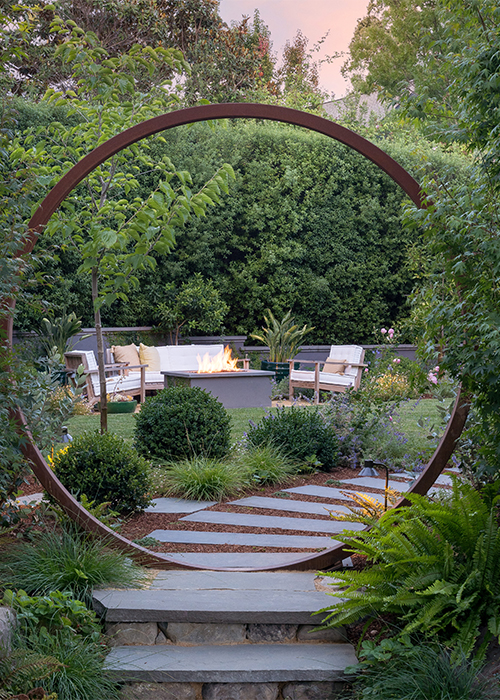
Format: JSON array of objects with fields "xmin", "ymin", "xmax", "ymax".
[
  {"xmin": 112, "ymin": 344, "xmax": 140, "ymax": 375},
  {"xmin": 139, "ymin": 343, "xmax": 161, "ymax": 371},
  {"xmin": 323, "ymin": 359, "xmax": 347, "ymax": 375}
]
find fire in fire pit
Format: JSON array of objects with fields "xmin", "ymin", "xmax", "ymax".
[{"xmin": 196, "ymin": 346, "xmax": 241, "ymax": 373}]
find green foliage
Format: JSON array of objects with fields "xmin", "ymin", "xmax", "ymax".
[
  {"xmin": 18, "ymin": 119, "xmax": 456, "ymax": 343},
  {"xmin": 246, "ymin": 405, "xmax": 339, "ymax": 471},
  {"xmin": 319, "ymin": 480, "xmax": 500, "ymax": 658},
  {"xmin": 348, "ymin": 637, "xmax": 497, "ymax": 700},
  {"xmin": 237, "ymin": 443, "xmax": 299, "ymax": 486},
  {"xmin": 156, "ymin": 273, "xmax": 229, "ymax": 344},
  {"xmin": 34, "ymin": 310, "xmax": 87, "ymax": 358},
  {"xmin": 2, "ymin": 589, "xmax": 100, "ymax": 640},
  {"xmin": 0, "ymin": 524, "xmax": 144, "ymax": 603},
  {"xmin": 0, "ymin": 647, "xmax": 62, "ymax": 699},
  {"xmin": 159, "ymin": 455, "xmax": 245, "ymax": 501},
  {"xmin": 134, "ymin": 385, "xmax": 231, "ymax": 461},
  {"xmin": 250, "ymin": 309, "xmax": 314, "ymax": 362},
  {"xmin": 51, "ymin": 430, "xmax": 151, "ymax": 512},
  {"xmin": 23, "ymin": 630, "xmax": 120, "ymax": 700}
]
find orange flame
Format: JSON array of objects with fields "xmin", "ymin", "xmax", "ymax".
[{"xmin": 197, "ymin": 346, "xmax": 240, "ymax": 373}]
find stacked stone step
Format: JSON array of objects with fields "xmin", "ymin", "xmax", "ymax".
[{"xmin": 94, "ymin": 570, "xmax": 357, "ymax": 700}]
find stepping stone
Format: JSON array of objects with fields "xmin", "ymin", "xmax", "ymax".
[
  {"xmin": 434, "ymin": 473, "xmax": 454, "ymax": 487},
  {"xmin": 152, "ymin": 552, "xmax": 330, "ymax": 569},
  {"xmin": 13, "ymin": 492, "xmax": 45, "ymax": 506},
  {"xmin": 339, "ymin": 477, "xmax": 410, "ymax": 492},
  {"xmin": 148, "ymin": 570, "xmax": 325, "ymax": 591},
  {"xmin": 230, "ymin": 496, "xmax": 353, "ymax": 516},
  {"xmin": 93, "ymin": 587, "xmax": 340, "ymax": 624},
  {"xmin": 145, "ymin": 497, "xmax": 217, "ymax": 514},
  {"xmin": 180, "ymin": 511, "xmax": 365, "ymax": 534},
  {"xmin": 147, "ymin": 529, "xmax": 333, "ymax": 549},
  {"xmin": 105, "ymin": 643, "xmax": 357, "ymax": 683},
  {"xmin": 284, "ymin": 485, "xmax": 385, "ymax": 504}
]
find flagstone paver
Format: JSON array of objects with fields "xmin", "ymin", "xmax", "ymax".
[
  {"xmin": 283, "ymin": 485, "xmax": 385, "ymax": 503},
  {"xmin": 229, "ymin": 496, "xmax": 353, "ymax": 516},
  {"xmin": 147, "ymin": 529, "xmax": 333, "ymax": 549},
  {"xmin": 146, "ymin": 497, "xmax": 218, "ymax": 514},
  {"xmin": 338, "ymin": 477, "xmax": 410, "ymax": 492},
  {"xmin": 180, "ymin": 511, "xmax": 365, "ymax": 534}
]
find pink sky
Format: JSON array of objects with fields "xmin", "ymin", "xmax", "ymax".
[{"xmin": 218, "ymin": 0, "xmax": 370, "ymax": 98}]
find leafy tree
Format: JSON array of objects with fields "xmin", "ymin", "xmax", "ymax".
[
  {"xmin": 400, "ymin": 0, "xmax": 500, "ymax": 477},
  {"xmin": 14, "ymin": 16, "xmax": 234, "ymax": 432},
  {"xmin": 342, "ymin": 0, "xmax": 447, "ymax": 100},
  {"xmin": 156, "ymin": 273, "xmax": 229, "ymax": 344}
]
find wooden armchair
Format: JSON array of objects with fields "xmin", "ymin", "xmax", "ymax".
[
  {"xmin": 64, "ymin": 350, "xmax": 146, "ymax": 407},
  {"xmin": 289, "ymin": 345, "xmax": 366, "ymax": 404}
]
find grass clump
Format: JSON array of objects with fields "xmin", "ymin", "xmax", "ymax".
[
  {"xmin": 159, "ymin": 456, "xmax": 246, "ymax": 501},
  {"xmin": 0, "ymin": 524, "xmax": 145, "ymax": 604},
  {"xmin": 135, "ymin": 386, "xmax": 231, "ymax": 461},
  {"xmin": 237, "ymin": 444, "xmax": 299, "ymax": 486},
  {"xmin": 348, "ymin": 638, "xmax": 498, "ymax": 700}
]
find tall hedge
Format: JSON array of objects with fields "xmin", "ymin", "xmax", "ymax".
[{"xmin": 17, "ymin": 117, "xmax": 470, "ymax": 343}]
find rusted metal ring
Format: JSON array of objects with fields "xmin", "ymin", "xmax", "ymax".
[{"xmin": 3, "ymin": 103, "xmax": 468, "ymax": 571}]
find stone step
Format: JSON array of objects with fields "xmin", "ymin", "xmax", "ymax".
[
  {"xmin": 105, "ymin": 642, "xmax": 357, "ymax": 683},
  {"xmin": 147, "ymin": 529, "xmax": 334, "ymax": 549},
  {"xmin": 93, "ymin": 587, "xmax": 340, "ymax": 625},
  {"xmin": 160, "ymin": 552, "xmax": 326, "ymax": 568},
  {"xmin": 284, "ymin": 485, "xmax": 386, "ymax": 503},
  {"xmin": 229, "ymin": 496, "xmax": 354, "ymax": 517},
  {"xmin": 146, "ymin": 497, "xmax": 218, "ymax": 513},
  {"xmin": 339, "ymin": 477, "xmax": 410, "ymax": 492},
  {"xmin": 180, "ymin": 511, "xmax": 365, "ymax": 534}
]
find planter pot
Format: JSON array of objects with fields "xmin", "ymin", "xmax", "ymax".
[
  {"xmin": 260, "ymin": 360, "xmax": 298, "ymax": 383},
  {"xmin": 97, "ymin": 400, "xmax": 137, "ymax": 414}
]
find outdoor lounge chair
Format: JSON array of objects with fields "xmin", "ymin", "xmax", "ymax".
[
  {"xmin": 288, "ymin": 345, "xmax": 366, "ymax": 404},
  {"xmin": 64, "ymin": 350, "xmax": 146, "ymax": 407}
]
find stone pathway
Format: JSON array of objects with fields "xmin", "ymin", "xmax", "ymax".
[{"xmin": 144, "ymin": 469, "xmax": 459, "ymax": 569}]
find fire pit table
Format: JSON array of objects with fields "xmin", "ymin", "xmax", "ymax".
[{"xmin": 161, "ymin": 369, "xmax": 275, "ymax": 409}]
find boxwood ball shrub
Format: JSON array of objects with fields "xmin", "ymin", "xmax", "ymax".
[
  {"xmin": 134, "ymin": 385, "xmax": 231, "ymax": 461},
  {"xmin": 246, "ymin": 406, "xmax": 339, "ymax": 471},
  {"xmin": 51, "ymin": 431, "xmax": 151, "ymax": 512}
]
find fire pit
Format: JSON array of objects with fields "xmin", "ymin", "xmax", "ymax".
[{"xmin": 161, "ymin": 347, "xmax": 274, "ymax": 408}]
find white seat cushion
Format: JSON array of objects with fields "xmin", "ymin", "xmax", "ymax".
[{"xmin": 290, "ymin": 370, "xmax": 356, "ymax": 387}]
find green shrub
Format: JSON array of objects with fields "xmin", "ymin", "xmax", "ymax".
[
  {"xmin": 246, "ymin": 406, "xmax": 339, "ymax": 471},
  {"xmin": 134, "ymin": 385, "xmax": 231, "ymax": 461},
  {"xmin": 51, "ymin": 430, "xmax": 151, "ymax": 512},
  {"xmin": 238, "ymin": 444, "xmax": 299, "ymax": 486},
  {"xmin": 160, "ymin": 456, "xmax": 245, "ymax": 501},
  {"xmin": 0, "ymin": 524, "xmax": 145, "ymax": 604},
  {"xmin": 348, "ymin": 638, "xmax": 498, "ymax": 700},
  {"xmin": 319, "ymin": 480, "xmax": 500, "ymax": 659}
]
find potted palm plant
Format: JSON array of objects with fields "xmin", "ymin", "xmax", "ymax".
[{"xmin": 251, "ymin": 310, "xmax": 314, "ymax": 382}]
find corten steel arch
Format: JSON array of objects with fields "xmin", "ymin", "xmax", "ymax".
[{"xmin": 3, "ymin": 103, "xmax": 470, "ymax": 571}]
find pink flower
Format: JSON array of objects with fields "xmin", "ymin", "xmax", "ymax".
[
  {"xmin": 434, "ymin": 365, "xmax": 440, "ymax": 372},
  {"xmin": 389, "ymin": 416, "xmax": 393, "ymax": 421},
  {"xmin": 381, "ymin": 328, "xmax": 387, "ymax": 334},
  {"xmin": 364, "ymin": 367, "xmax": 369, "ymax": 372},
  {"xmin": 388, "ymin": 328, "xmax": 395, "ymax": 337},
  {"xmin": 393, "ymin": 358, "xmax": 401, "ymax": 364},
  {"xmin": 427, "ymin": 372, "xmax": 438, "ymax": 385}
]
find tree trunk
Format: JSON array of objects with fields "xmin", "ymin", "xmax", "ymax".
[{"xmin": 92, "ymin": 268, "xmax": 107, "ymax": 433}]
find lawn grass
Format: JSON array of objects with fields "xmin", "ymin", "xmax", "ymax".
[{"xmin": 65, "ymin": 399, "xmax": 444, "ymax": 448}]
